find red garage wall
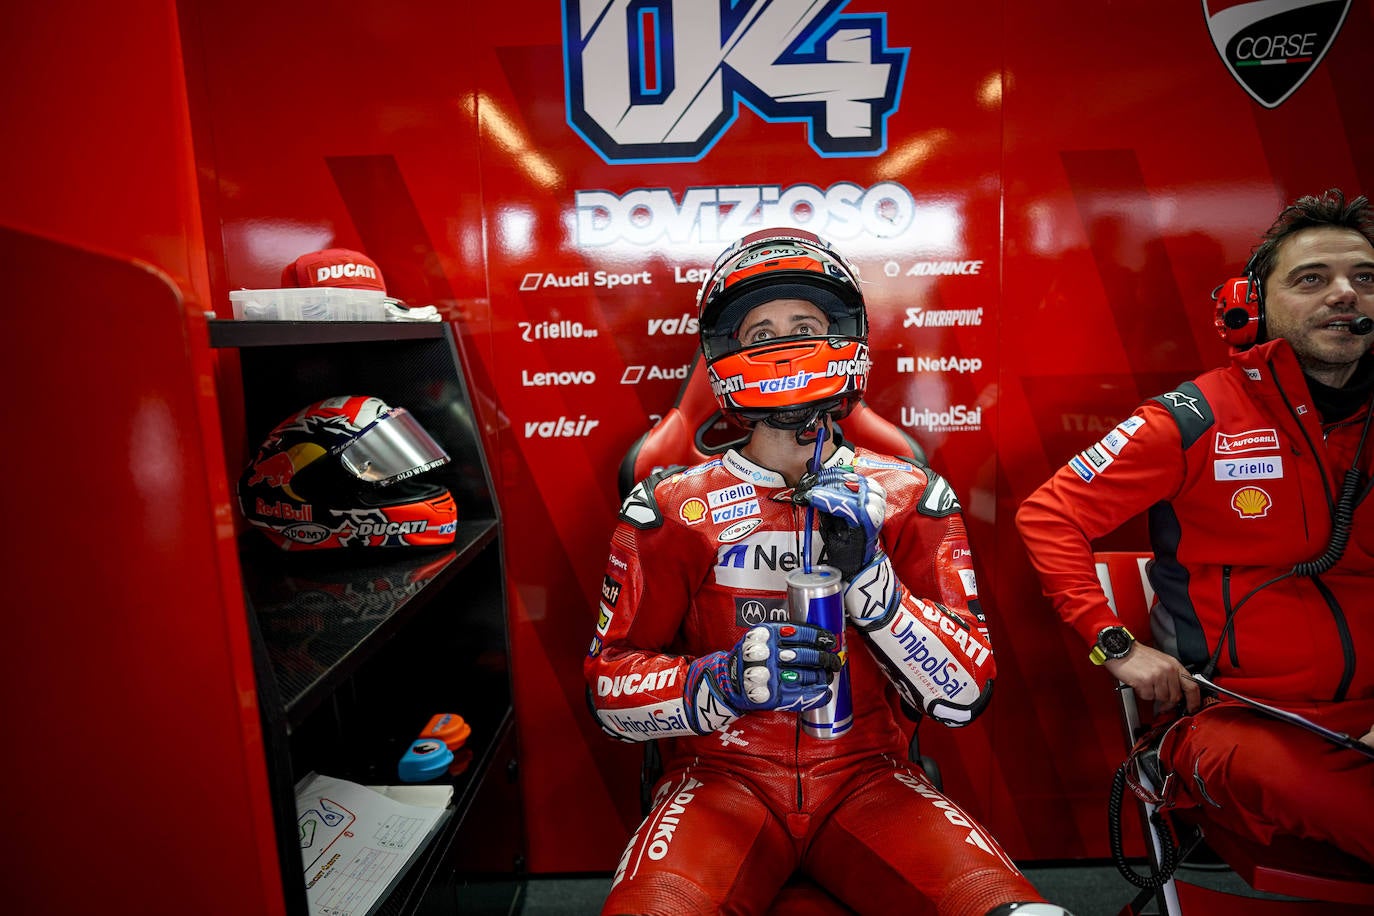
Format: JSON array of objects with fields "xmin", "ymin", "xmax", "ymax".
[
  {"xmin": 0, "ymin": 2, "xmax": 284, "ymax": 912},
  {"xmin": 57, "ymin": 0, "xmax": 1373, "ymax": 876}
]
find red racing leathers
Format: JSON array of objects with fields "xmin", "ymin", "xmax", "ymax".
[
  {"xmin": 587, "ymin": 441, "xmax": 1045, "ymax": 915},
  {"xmin": 1016, "ymin": 338, "xmax": 1374, "ymax": 863}
]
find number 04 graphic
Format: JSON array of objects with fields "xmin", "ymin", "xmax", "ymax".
[{"xmin": 563, "ymin": 0, "xmax": 908, "ymax": 163}]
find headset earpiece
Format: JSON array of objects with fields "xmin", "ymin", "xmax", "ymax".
[{"xmin": 1213, "ymin": 258, "xmax": 1264, "ymax": 347}]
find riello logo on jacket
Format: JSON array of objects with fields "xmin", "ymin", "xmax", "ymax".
[
  {"xmin": 562, "ymin": 0, "xmax": 908, "ymax": 163},
  {"xmin": 1204, "ymin": 0, "xmax": 1351, "ymax": 109}
]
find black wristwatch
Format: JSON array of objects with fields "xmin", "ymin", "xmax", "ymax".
[{"xmin": 1089, "ymin": 625, "xmax": 1135, "ymax": 665}]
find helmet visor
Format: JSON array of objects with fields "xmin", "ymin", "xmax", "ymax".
[
  {"xmin": 708, "ymin": 337, "xmax": 869, "ymax": 411},
  {"xmin": 338, "ymin": 407, "xmax": 450, "ymax": 485}
]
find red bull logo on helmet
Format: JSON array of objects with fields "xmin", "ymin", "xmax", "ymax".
[{"xmin": 247, "ymin": 451, "xmax": 298, "ymax": 488}]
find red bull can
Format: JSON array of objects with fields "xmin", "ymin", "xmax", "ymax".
[{"xmin": 786, "ymin": 565, "xmax": 852, "ymax": 739}]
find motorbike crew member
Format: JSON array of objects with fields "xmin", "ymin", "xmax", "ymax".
[
  {"xmin": 586, "ymin": 227, "xmax": 1072, "ymax": 915},
  {"xmin": 1016, "ymin": 189, "xmax": 1374, "ymax": 865}
]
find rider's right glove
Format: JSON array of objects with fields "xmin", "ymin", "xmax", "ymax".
[
  {"xmin": 798, "ymin": 466, "xmax": 886, "ymax": 581},
  {"xmin": 684, "ymin": 622, "xmax": 841, "ymax": 733}
]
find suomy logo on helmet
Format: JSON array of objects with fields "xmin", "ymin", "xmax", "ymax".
[
  {"xmin": 563, "ymin": 1, "xmax": 908, "ymax": 163},
  {"xmin": 734, "ymin": 245, "xmax": 811, "ymax": 269}
]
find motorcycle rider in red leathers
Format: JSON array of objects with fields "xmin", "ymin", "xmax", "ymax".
[{"xmin": 585, "ymin": 228, "xmax": 1071, "ymax": 915}]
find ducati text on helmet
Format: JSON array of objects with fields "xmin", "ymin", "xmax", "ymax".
[
  {"xmin": 697, "ymin": 228, "xmax": 869, "ymax": 428},
  {"xmin": 237, "ymin": 395, "xmax": 457, "ymax": 551}
]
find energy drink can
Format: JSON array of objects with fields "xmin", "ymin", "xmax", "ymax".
[{"xmin": 786, "ymin": 565, "xmax": 852, "ymax": 739}]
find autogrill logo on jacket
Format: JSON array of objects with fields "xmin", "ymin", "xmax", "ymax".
[{"xmin": 1215, "ymin": 428, "xmax": 1280, "ymax": 454}]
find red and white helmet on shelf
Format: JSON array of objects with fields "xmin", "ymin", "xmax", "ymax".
[
  {"xmin": 696, "ymin": 227, "xmax": 870, "ymax": 429},
  {"xmin": 237, "ymin": 395, "xmax": 457, "ymax": 551}
]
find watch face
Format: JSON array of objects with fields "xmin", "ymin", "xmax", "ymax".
[{"xmin": 1100, "ymin": 628, "xmax": 1133, "ymax": 656}]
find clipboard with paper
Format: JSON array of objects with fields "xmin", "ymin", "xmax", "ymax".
[{"xmin": 1187, "ymin": 673, "xmax": 1374, "ymax": 760}]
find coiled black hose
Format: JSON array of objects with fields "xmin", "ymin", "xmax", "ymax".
[
  {"xmin": 1293, "ymin": 466, "xmax": 1361, "ymax": 577},
  {"xmin": 1108, "ymin": 763, "xmax": 1180, "ymax": 889}
]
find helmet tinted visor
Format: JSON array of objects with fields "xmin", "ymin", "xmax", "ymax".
[
  {"xmin": 707, "ymin": 337, "xmax": 869, "ymax": 411},
  {"xmin": 338, "ymin": 407, "xmax": 450, "ymax": 485}
]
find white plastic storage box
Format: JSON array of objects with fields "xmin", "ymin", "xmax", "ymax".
[{"xmin": 229, "ymin": 288, "xmax": 389, "ymax": 321}]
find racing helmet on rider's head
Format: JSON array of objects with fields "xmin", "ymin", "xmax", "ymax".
[
  {"xmin": 697, "ymin": 227, "xmax": 870, "ymax": 430},
  {"xmin": 237, "ymin": 395, "xmax": 457, "ymax": 551}
]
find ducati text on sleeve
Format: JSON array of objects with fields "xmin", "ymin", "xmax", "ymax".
[{"xmin": 597, "ymin": 668, "xmax": 679, "ymax": 698}]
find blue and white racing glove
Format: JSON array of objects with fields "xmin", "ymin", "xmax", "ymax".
[
  {"xmin": 798, "ymin": 466, "xmax": 887, "ymax": 580},
  {"xmin": 684, "ymin": 622, "xmax": 840, "ymax": 733}
]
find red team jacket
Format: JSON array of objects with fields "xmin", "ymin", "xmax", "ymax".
[
  {"xmin": 586, "ymin": 440, "xmax": 994, "ymax": 773},
  {"xmin": 1018, "ymin": 338, "xmax": 1374, "ymax": 706}
]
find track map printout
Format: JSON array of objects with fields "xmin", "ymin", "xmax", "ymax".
[{"xmin": 295, "ymin": 773, "xmax": 451, "ymax": 915}]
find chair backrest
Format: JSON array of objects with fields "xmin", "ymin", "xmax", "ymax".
[
  {"xmin": 619, "ymin": 352, "xmax": 924, "ymax": 498},
  {"xmin": 1094, "ymin": 551, "xmax": 1155, "ymax": 635},
  {"xmin": 1094, "ymin": 551, "xmax": 1156, "ymax": 744},
  {"xmin": 1091, "ymin": 550, "xmax": 1374, "ymax": 914}
]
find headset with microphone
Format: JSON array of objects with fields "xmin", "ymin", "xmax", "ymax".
[{"xmin": 1214, "ymin": 253, "xmax": 1374, "ymax": 346}]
